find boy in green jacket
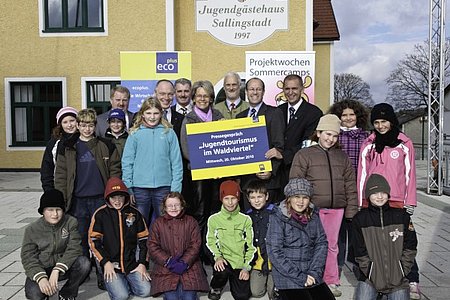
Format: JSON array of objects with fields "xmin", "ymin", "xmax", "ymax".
[
  {"xmin": 206, "ymin": 180, "xmax": 256, "ymax": 300},
  {"xmin": 21, "ymin": 189, "xmax": 90, "ymax": 300}
]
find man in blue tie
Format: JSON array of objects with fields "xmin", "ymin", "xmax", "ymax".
[{"xmin": 278, "ymin": 74, "xmax": 323, "ymax": 185}]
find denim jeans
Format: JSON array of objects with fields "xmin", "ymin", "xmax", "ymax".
[
  {"xmin": 163, "ymin": 282, "xmax": 198, "ymax": 300},
  {"xmin": 24, "ymin": 256, "xmax": 91, "ymax": 300},
  {"xmin": 105, "ymin": 271, "xmax": 151, "ymax": 300},
  {"xmin": 355, "ymin": 281, "xmax": 409, "ymax": 300},
  {"xmin": 133, "ymin": 186, "xmax": 170, "ymax": 227},
  {"xmin": 68, "ymin": 195, "xmax": 105, "ymax": 257}
]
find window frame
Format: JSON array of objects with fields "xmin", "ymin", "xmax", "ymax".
[
  {"xmin": 38, "ymin": 0, "xmax": 109, "ymax": 37},
  {"xmin": 81, "ymin": 77, "xmax": 121, "ymax": 115},
  {"xmin": 4, "ymin": 77, "xmax": 67, "ymax": 151}
]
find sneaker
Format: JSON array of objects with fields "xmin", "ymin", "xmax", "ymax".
[
  {"xmin": 97, "ymin": 276, "xmax": 106, "ymax": 290},
  {"xmin": 59, "ymin": 296, "xmax": 76, "ymax": 300},
  {"xmin": 208, "ymin": 288, "xmax": 222, "ymax": 300},
  {"xmin": 328, "ymin": 284, "xmax": 342, "ymax": 297},
  {"xmin": 409, "ymin": 282, "xmax": 421, "ymax": 299}
]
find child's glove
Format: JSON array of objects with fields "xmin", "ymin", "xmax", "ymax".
[
  {"xmin": 404, "ymin": 205, "xmax": 415, "ymax": 215},
  {"xmin": 165, "ymin": 255, "xmax": 188, "ymax": 275}
]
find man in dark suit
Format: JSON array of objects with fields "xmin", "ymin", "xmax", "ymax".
[
  {"xmin": 154, "ymin": 79, "xmax": 184, "ymax": 139},
  {"xmin": 95, "ymin": 86, "xmax": 135, "ymax": 138},
  {"xmin": 236, "ymin": 77, "xmax": 286, "ymax": 205},
  {"xmin": 279, "ymin": 74, "xmax": 323, "ymax": 182}
]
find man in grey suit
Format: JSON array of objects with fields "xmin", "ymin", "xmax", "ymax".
[
  {"xmin": 95, "ymin": 86, "xmax": 134, "ymax": 138},
  {"xmin": 236, "ymin": 77, "xmax": 286, "ymax": 205}
]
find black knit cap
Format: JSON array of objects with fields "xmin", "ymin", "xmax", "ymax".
[
  {"xmin": 370, "ymin": 103, "xmax": 398, "ymax": 127},
  {"xmin": 38, "ymin": 189, "xmax": 66, "ymax": 214},
  {"xmin": 364, "ymin": 173, "xmax": 391, "ymax": 199}
]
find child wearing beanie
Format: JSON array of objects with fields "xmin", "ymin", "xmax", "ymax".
[
  {"xmin": 289, "ymin": 114, "xmax": 358, "ymax": 297},
  {"xmin": 357, "ymin": 102, "xmax": 420, "ymax": 299},
  {"xmin": 21, "ymin": 189, "xmax": 90, "ymax": 300},
  {"xmin": 40, "ymin": 106, "xmax": 78, "ymax": 192},
  {"xmin": 206, "ymin": 180, "xmax": 256, "ymax": 300},
  {"xmin": 266, "ymin": 178, "xmax": 336, "ymax": 300},
  {"xmin": 352, "ymin": 173, "xmax": 417, "ymax": 300}
]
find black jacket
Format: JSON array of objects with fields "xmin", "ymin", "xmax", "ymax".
[
  {"xmin": 352, "ymin": 202, "xmax": 417, "ymax": 293},
  {"xmin": 89, "ymin": 201, "xmax": 149, "ymax": 274}
]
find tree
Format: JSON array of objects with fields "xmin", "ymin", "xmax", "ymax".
[
  {"xmin": 385, "ymin": 39, "xmax": 450, "ymax": 111},
  {"xmin": 334, "ymin": 73, "xmax": 374, "ymax": 107}
]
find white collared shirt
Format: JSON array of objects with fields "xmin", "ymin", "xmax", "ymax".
[
  {"xmin": 174, "ymin": 102, "xmax": 193, "ymax": 115},
  {"xmin": 248, "ymin": 102, "xmax": 263, "ymax": 117},
  {"xmin": 287, "ymin": 99, "xmax": 303, "ymax": 123}
]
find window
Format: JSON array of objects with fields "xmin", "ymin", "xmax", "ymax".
[
  {"xmin": 85, "ymin": 80, "xmax": 120, "ymax": 116},
  {"xmin": 39, "ymin": 0, "xmax": 108, "ymax": 36},
  {"xmin": 8, "ymin": 80, "xmax": 64, "ymax": 147}
]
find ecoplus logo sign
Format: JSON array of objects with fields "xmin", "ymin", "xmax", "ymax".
[{"xmin": 156, "ymin": 52, "xmax": 179, "ymax": 73}]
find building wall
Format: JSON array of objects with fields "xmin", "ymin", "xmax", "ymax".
[
  {"xmin": 1, "ymin": 0, "xmax": 335, "ymax": 169},
  {"xmin": 0, "ymin": 0, "xmax": 166, "ymax": 169}
]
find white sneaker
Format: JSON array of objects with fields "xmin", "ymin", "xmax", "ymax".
[
  {"xmin": 409, "ymin": 282, "xmax": 421, "ymax": 299},
  {"xmin": 328, "ymin": 284, "xmax": 342, "ymax": 297}
]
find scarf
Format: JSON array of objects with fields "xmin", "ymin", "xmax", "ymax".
[
  {"xmin": 290, "ymin": 209, "xmax": 309, "ymax": 224},
  {"xmin": 194, "ymin": 105, "xmax": 212, "ymax": 122},
  {"xmin": 374, "ymin": 126, "xmax": 401, "ymax": 154}
]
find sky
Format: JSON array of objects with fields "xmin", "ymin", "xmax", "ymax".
[{"xmin": 332, "ymin": 0, "xmax": 442, "ymax": 103}]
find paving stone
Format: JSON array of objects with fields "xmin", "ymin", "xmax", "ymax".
[
  {"xmin": 2, "ymin": 261, "xmax": 24, "ymax": 273},
  {"xmin": 0, "ymin": 273, "xmax": 19, "ymax": 285},
  {"xmin": 0, "ymin": 286, "xmax": 22, "ymax": 300}
]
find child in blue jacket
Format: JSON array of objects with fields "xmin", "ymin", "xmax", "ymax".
[{"xmin": 121, "ymin": 97, "xmax": 183, "ymax": 227}]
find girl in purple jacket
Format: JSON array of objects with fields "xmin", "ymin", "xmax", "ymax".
[{"xmin": 328, "ymin": 100, "xmax": 369, "ymax": 277}]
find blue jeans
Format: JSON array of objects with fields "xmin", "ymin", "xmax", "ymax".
[
  {"xmin": 163, "ymin": 282, "xmax": 198, "ymax": 300},
  {"xmin": 25, "ymin": 256, "xmax": 91, "ymax": 300},
  {"xmin": 68, "ymin": 195, "xmax": 105, "ymax": 257},
  {"xmin": 355, "ymin": 281, "xmax": 409, "ymax": 300},
  {"xmin": 133, "ymin": 186, "xmax": 170, "ymax": 227},
  {"xmin": 105, "ymin": 271, "xmax": 151, "ymax": 300}
]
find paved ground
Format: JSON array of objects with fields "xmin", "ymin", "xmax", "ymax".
[{"xmin": 0, "ymin": 160, "xmax": 449, "ymax": 299}]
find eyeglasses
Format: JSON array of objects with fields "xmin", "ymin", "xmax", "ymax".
[{"xmin": 166, "ymin": 204, "xmax": 181, "ymax": 209}]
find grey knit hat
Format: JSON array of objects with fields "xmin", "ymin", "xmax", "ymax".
[
  {"xmin": 365, "ymin": 173, "xmax": 391, "ymax": 199},
  {"xmin": 284, "ymin": 178, "xmax": 314, "ymax": 198}
]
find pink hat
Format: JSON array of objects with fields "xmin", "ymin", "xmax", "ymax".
[{"xmin": 56, "ymin": 107, "xmax": 78, "ymax": 124}]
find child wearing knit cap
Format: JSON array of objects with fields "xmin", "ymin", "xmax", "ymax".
[
  {"xmin": 357, "ymin": 102, "xmax": 421, "ymax": 299},
  {"xmin": 21, "ymin": 189, "xmax": 90, "ymax": 300},
  {"xmin": 289, "ymin": 114, "xmax": 358, "ymax": 297},
  {"xmin": 352, "ymin": 173, "xmax": 417, "ymax": 300},
  {"xmin": 40, "ymin": 106, "xmax": 78, "ymax": 192},
  {"xmin": 206, "ymin": 180, "xmax": 256, "ymax": 300},
  {"xmin": 266, "ymin": 178, "xmax": 336, "ymax": 300}
]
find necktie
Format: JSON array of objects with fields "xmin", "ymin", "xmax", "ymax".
[
  {"xmin": 250, "ymin": 108, "xmax": 257, "ymax": 118},
  {"xmin": 230, "ymin": 103, "xmax": 236, "ymax": 111},
  {"xmin": 180, "ymin": 107, "xmax": 187, "ymax": 115},
  {"xmin": 164, "ymin": 110, "xmax": 168, "ymax": 120},
  {"xmin": 289, "ymin": 107, "xmax": 295, "ymax": 123}
]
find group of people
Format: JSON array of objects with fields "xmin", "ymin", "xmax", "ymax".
[{"xmin": 21, "ymin": 72, "xmax": 420, "ymax": 300}]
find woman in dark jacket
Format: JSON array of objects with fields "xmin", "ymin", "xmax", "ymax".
[
  {"xmin": 179, "ymin": 80, "xmax": 224, "ymax": 264},
  {"xmin": 40, "ymin": 106, "xmax": 78, "ymax": 192},
  {"xmin": 267, "ymin": 178, "xmax": 335, "ymax": 300},
  {"xmin": 148, "ymin": 192, "xmax": 209, "ymax": 298}
]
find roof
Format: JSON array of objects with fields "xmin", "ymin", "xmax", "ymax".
[
  {"xmin": 313, "ymin": 0, "xmax": 340, "ymax": 41},
  {"xmin": 397, "ymin": 108, "xmax": 427, "ymax": 125}
]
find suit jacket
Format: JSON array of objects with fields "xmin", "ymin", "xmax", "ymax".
[
  {"xmin": 279, "ymin": 100, "xmax": 322, "ymax": 166},
  {"xmin": 236, "ymin": 103, "xmax": 285, "ymax": 178},
  {"xmin": 170, "ymin": 107, "xmax": 184, "ymax": 140},
  {"xmin": 95, "ymin": 109, "xmax": 134, "ymax": 138}
]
